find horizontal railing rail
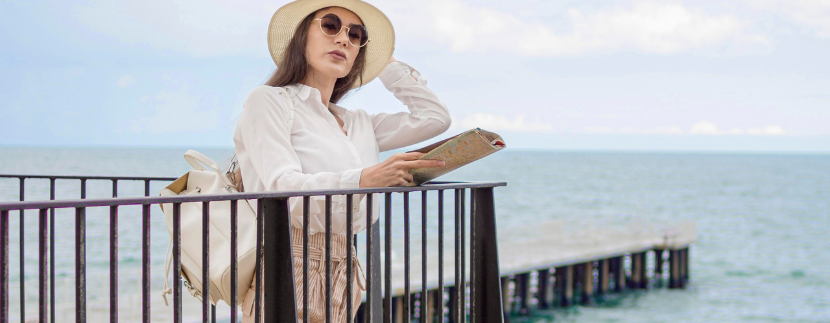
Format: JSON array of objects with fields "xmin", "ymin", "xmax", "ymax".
[{"xmin": 0, "ymin": 174, "xmax": 506, "ymax": 323}]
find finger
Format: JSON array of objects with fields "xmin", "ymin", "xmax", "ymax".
[
  {"xmin": 402, "ymin": 172, "xmax": 414, "ymax": 183},
  {"xmin": 396, "ymin": 152, "xmax": 426, "ymax": 161},
  {"xmin": 403, "ymin": 159, "xmax": 445, "ymax": 169}
]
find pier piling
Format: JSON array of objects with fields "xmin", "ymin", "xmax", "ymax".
[
  {"xmin": 654, "ymin": 249, "xmax": 665, "ymax": 287},
  {"xmin": 669, "ymin": 249, "xmax": 680, "ymax": 288},
  {"xmin": 565, "ymin": 266, "xmax": 574, "ymax": 307},
  {"xmin": 537, "ymin": 269, "xmax": 551, "ymax": 309},
  {"xmin": 630, "ymin": 253, "xmax": 642, "ymax": 289},
  {"xmin": 614, "ymin": 257, "xmax": 626, "ymax": 292},
  {"xmin": 598, "ymin": 259, "xmax": 610, "ymax": 296},
  {"xmin": 580, "ymin": 262, "xmax": 594, "ymax": 305},
  {"xmin": 681, "ymin": 248, "xmax": 689, "ymax": 285},
  {"xmin": 517, "ymin": 273, "xmax": 530, "ymax": 314},
  {"xmin": 501, "ymin": 276, "xmax": 512, "ymax": 315}
]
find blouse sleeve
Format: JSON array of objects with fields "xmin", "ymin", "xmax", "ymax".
[
  {"xmin": 372, "ymin": 61, "xmax": 452, "ymax": 152},
  {"xmin": 238, "ymin": 86, "xmax": 363, "ymax": 191}
]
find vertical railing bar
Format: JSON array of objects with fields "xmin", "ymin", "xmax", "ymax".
[
  {"xmin": 365, "ymin": 193, "xmax": 374, "ymax": 323},
  {"xmin": 437, "ymin": 190, "xmax": 444, "ymax": 323},
  {"xmin": 420, "ymin": 191, "xmax": 427, "ymax": 323},
  {"xmin": 18, "ymin": 177, "xmax": 24, "ymax": 323},
  {"xmin": 142, "ymin": 204, "xmax": 151, "ymax": 323},
  {"xmin": 230, "ymin": 200, "xmax": 238, "ymax": 323},
  {"xmin": 145, "ymin": 178, "xmax": 153, "ymax": 320},
  {"xmin": 384, "ymin": 193, "xmax": 392, "ymax": 323},
  {"xmin": 109, "ymin": 205, "xmax": 119, "ymax": 323},
  {"xmin": 254, "ymin": 199, "xmax": 263, "ymax": 323},
  {"xmin": 468, "ymin": 189, "xmax": 475, "ymax": 323},
  {"xmin": 202, "ymin": 201, "xmax": 210, "ymax": 323},
  {"xmin": 453, "ymin": 189, "xmax": 461, "ymax": 323},
  {"xmin": 303, "ymin": 196, "xmax": 310, "ymax": 323},
  {"xmin": 346, "ymin": 194, "xmax": 354, "ymax": 322},
  {"xmin": 211, "ymin": 305, "xmax": 216, "ymax": 323},
  {"xmin": 403, "ymin": 192, "xmax": 411, "ymax": 323},
  {"xmin": 173, "ymin": 203, "xmax": 182, "ymax": 323},
  {"xmin": 38, "ymin": 208, "xmax": 47, "ymax": 323},
  {"xmin": 49, "ymin": 178, "xmax": 56, "ymax": 323},
  {"xmin": 459, "ymin": 189, "xmax": 466, "ymax": 321},
  {"xmin": 325, "ymin": 195, "xmax": 333, "ymax": 323},
  {"xmin": 1, "ymin": 210, "xmax": 8, "ymax": 323},
  {"xmin": 75, "ymin": 206, "xmax": 86, "ymax": 323}
]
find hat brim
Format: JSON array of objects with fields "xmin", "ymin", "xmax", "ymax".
[{"xmin": 268, "ymin": 0, "xmax": 395, "ymax": 89}]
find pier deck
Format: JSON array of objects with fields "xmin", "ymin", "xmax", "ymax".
[
  {"xmin": 11, "ymin": 221, "xmax": 695, "ymax": 322},
  {"xmin": 385, "ymin": 220, "xmax": 696, "ymax": 295}
]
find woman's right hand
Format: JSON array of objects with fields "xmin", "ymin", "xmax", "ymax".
[{"xmin": 360, "ymin": 152, "xmax": 445, "ymax": 187}]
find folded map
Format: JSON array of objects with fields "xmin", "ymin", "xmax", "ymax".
[{"xmin": 407, "ymin": 128, "xmax": 506, "ymax": 186}]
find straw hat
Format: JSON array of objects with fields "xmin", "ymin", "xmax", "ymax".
[{"xmin": 267, "ymin": 0, "xmax": 395, "ymax": 89}]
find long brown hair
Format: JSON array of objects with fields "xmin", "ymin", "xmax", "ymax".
[{"xmin": 265, "ymin": 9, "xmax": 367, "ymax": 104}]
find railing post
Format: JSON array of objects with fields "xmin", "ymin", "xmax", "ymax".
[
  {"xmin": 370, "ymin": 221, "xmax": 383, "ymax": 322},
  {"xmin": 259, "ymin": 197, "xmax": 298, "ymax": 322},
  {"xmin": 471, "ymin": 187, "xmax": 503, "ymax": 323}
]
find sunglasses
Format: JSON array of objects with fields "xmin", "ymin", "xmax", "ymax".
[{"xmin": 313, "ymin": 13, "xmax": 370, "ymax": 48}]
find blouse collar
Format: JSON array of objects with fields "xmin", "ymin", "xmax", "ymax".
[
  {"xmin": 285, "ymin": 83, "xmax": 348, "ymax": 117},
  {"xmin": 284, "ymin": 83, "xmax": 313, "ymax": 101}
]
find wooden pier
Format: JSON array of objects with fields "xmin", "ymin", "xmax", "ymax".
[
  {"xmin": 12, "ymin": 221, "xmax": 695, "ymax": 322},
  {"xmin": 380, "ymin": 220, "xmax": 696, "ymax": 322}
]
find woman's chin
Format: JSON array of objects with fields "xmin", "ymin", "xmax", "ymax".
[{"xmin": 326, "ymin": 68, "xmax": 351, "ymax": 79}]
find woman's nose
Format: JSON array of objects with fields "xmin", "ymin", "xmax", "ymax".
[{"xmin": 334, "ymin": 28, "xmax": 350, "ymax": 46}]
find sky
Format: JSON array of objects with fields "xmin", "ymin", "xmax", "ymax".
[{"xmin": 2, "ymin": 0, "xmax": 829, "ymax": 152}]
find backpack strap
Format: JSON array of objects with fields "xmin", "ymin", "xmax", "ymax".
[{"xmin": 275, "ymin": 86, "xmax": 296, "ymax": 131}]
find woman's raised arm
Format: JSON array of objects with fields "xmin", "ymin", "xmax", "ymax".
[{"xmin": 371, "ymin": 61, "xmax": 452, "ymax": 152}]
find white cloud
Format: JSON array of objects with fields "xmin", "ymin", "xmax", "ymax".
[
  {"xmin": 580, "ymin": 122, "xmax": 787, "ymax": 136},
  {"xmin": 690, "ymin": 121, "xmax": 720, "ymax": 135},
  {"xmin": 584, "ymin": 126, "xmax": 615, "ymax": 134},
  {"xmin": 130, "ymin": 86, "xmax": 221, "ymax": 134},
  {"xmin": 454, "ymin": 113, "xmax": 553, "ymax": 133},
  {"xmin": 690, "ymin": 121, "xmax": 786, "ymax": 135},
  {"xmin": 764, "ymin": 125, "xmax": 786, "ymax": 135},
  {"xmin": 68, "ymin": 0, "xmax": 772, "ymax": 58},
  {"xmin": 584, "ymin": 125, "xmax": 684, "ymax": 134},
  {"xmin": 430, "ymin": 0, "xmax": 768, "ymax": 56},
  {"xmin": 117, "ymin": 75, "xmax": 135, "ymax": 88}
]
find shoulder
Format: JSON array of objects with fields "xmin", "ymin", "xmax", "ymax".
[
  {"xmin": 245, "ymin": 85, "xmax": 291, "ymax": 103},
  {"xmin": 243, "ymin": 85, "xmax": 293, "ymax": 114}
]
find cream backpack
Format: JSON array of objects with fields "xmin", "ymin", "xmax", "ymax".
[{"xmin": 159, "ymin": 87, "xmax": 294, "ymax": 306}]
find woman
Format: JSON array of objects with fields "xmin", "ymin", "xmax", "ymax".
[{"xmin": 232, "ymin": 0, "xmax": 450, "ymax": 322}]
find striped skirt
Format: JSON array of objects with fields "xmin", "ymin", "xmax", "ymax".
[{"xmin": 242, "ymin": 227, "xmax": 365, "ymax": 323}]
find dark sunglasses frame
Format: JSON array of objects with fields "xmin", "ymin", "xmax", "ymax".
[{"xmin": 313, "ymin": 13, "xmax": 370, "ymax": 48}]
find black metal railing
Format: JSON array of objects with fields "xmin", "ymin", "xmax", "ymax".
[{"xmin": 0, "ymin": 174, "xmax": 506, "ymax": 323}]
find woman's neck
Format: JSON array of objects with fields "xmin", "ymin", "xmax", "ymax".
[{"xmin": 301, "ymin": 69, "xmax": 336, "ymax": 110}]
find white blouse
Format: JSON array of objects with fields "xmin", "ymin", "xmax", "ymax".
[{"xmin": 233, "ymin": 61, "xmax": 451, "ymax": 235}]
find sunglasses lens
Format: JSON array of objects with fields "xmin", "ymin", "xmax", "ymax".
[
  {"xmin": 319, "ymin": 14, "xmax": 341, "ymax": 36},
  {"xmin": 348, "ymin": 24, "xmax": 368, "ymax": 47}
]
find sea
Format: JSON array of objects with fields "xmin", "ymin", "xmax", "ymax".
[{"xmin": 0, "ymin": 147, "xmax": 828, "ymax": 322}]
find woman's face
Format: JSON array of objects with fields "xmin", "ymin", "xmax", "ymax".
[{"xmin": 305, "ymin": 7, "xmax": 363, "ymax": 80}]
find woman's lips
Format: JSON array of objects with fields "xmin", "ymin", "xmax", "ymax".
[{"xmin": 328, "ymin": 50, "xmax": 346, "ymax": 61}]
